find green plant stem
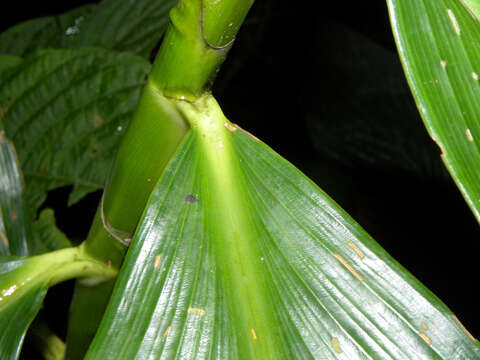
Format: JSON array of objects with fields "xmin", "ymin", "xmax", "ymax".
[
  {"xmin": 150, "ymin": 0, "xmax": 254, "ymax": 99},
  {"xmin": 29, "ymin": 318, "xmax": 66, "ymax": 360},
  {"xmin": 0, "ymin": 245, "xmax": 116, "ymax": 308},
  {"xmin": 66, "ymin": 0, "xmax": 255, "ymax": 357}
]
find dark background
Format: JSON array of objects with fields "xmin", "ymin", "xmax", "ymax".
[{"xmin": 1, "ymin": 0, "xmax": 478, "ymax": 355}]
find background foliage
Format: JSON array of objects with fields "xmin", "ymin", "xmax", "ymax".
[{"xmin": 0, "ymin": 0, "xmax": 478, "ymax": 358}]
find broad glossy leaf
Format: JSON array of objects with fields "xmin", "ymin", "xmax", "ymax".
[
  {"xmin": 0, "ymin": 48, "xmax": 150, "ymax": 212},
  {"xmin": 73, "ymin": 0, "xmax": 178, "ymax": 58},
  {"xmin": 0, "ymin": 5, "xmax": 96, "ymax": 57},
  {"xmin": 461, "ymin": 0, "xmax": 480, "ymax": 20},
  {"xmin": 87, "ymin": 96, "xmax": 479, "ymax": 359},
  {"xmin": 388, "ymin": 0, "xmax": 480, "ymax": 223},
  {"xmin": 0, "ymin": 123, "xmax": 30, "ymax": 255}
]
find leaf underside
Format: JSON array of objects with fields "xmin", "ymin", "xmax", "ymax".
[
  {"xmin": 388, "ymin": 0, "xmax": 480, "ymax": 224},
  {"xmin": 86, "ymin": 129, "xmax": 479, "ymax": 359}
]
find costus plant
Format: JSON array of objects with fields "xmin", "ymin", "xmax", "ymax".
[{"xmin": 0, "ymin": 0, "xmax": 479, "ymax": 359}]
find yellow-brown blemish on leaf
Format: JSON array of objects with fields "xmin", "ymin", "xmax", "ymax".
[
  {"xmin": 421, "ymin": 323, "xmax": 428, "ymax": 330},
  {"xmin": 92, "ymin": 115, "xmax": 103, "ymax": 128},
  {"xmin": 188, "ymin": 307, "xmax": 206, "ymax": 316},
  {"xmin": 224, "ymin": 122, "xmax": 237, "ymax": 132},
  {"xmin": 0, "ymin": 231, "xmax": 8, "ymax": 247},
  {"xmin": 164, "ymin": 326, "xmax": 172, "ymax": 337},
  {"xmin": 431, "ymin": 135, "xmax": 445, "ymax": 156},
  {"xmin": 466, "ymin": 128, "xmax": 474, "ymax": 142},
  {"xmin": 347, "ymin": 241, "xmax": 365, "ymax": 259},
  {"xmin": 453, "ymin": 315, "xmax": 477, "ymax": 341},
  {"xmin": 447, "ymin": 9, "xmax": 461, "ymax": 36},
  {"xmin": 154, "ymin": 255, "xmax": 162, "ymax": 269},
  {"xmin": 441, "ymin": 60, "xmax": 447, "ymax": 69},
  {"xmin": 107, "ymin": 259, "xmax": 112, "ymax": 267},
  {"xmin": 418, "ymin": 332, "xmax": 432, "ymax": 345},
  {"xmin": 0, "ymin": 130, "xmax": 5, "ymax": 141},
  {"xmin": 235, "ymin": 124, "xmax": 260, "ymax": 141},
  {"xmin": 331, "ymin": 338, "xmax": 342, "ymax": 354},
  {"xmin": 250, "ymin": 328, "xmax": 258, "ymax": 340},
  {"xmin": 472, "ymin": 72, "xmax": 479, "ymax": 81},
  {"xmin": 334, "ymin": 253, "xmax": 364, "ymax": 281}
]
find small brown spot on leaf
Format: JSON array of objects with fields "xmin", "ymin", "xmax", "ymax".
[
  {"xmin": 453, "ymin": 315, "xmax": 476, "ymax": 341},
  {"xmin": 447, "ymin": 9, "xmax": 461, "ymax": 36},
  {"xmin": 184, "ymin": 194, "xmax": 198, "ymax": 203},
  {"xmin": 331, "ymin": 338, "xmax": 342, "ymax": 354},
  {"xmin": 224, "ymin": 122, "xmax": 237, "ymax": 132},
  {"xmin": 188, "ymin": 307, "xmax": 206, "ymax": 316},
  {"xmin": 92, "ymin": 115, "xmax": 103, "ymax": 128},
  {"xmin": 418, "ymin": 332, "xmax": 432, "ymax": 345},
  {"xmin": 11, "ymin": 211, "xmax": 17, "ymax": 220},
  {"xmin": 164, "ymin": 326, "xmax": 172, "ymax": 337},
  {"xmin": 347, "ymin": 241, "xmax": 365, "ymax": 259},
  {"xmin": 235, "ymin": 125, "xmax": 260, "ymax": 141},
  {"xmin": 421, "ymin": 323, "xmax": 428, "ymax": 330},
  {"xmin": 431, "ymin": 135, "xmax": 445, "ymax": 156},
  {"xmin": 466, "ymin": 128, "xmax": 474, "ymax": 142},
  {"xmin": 334, "ymin": 253, "xmax": 364, "ymax": 281},
  {"xmin": 107, "ymin": 259, "xmax": 112, "ymax": 267},
  {"xmin": 82, "ymin": 266, "xmax": 88, "ymax": 271},
  {"xmin": 154, "ymin": 255, "xmax": 162, "ymax": 269},
  {"xmin": 0, "ymin": 231, "xmax": 8, "ymax": 247}
]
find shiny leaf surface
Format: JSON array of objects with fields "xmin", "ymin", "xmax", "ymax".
[
  {"xmin": 87, "ymin": 95, "xmax": 479, "ymax": 359},
  {"xmin": 0, "ymin": 48, "xmax": 150, "ymax": 212},
  {"xmin": 0, "ymin": 247, "xmax": 117, "ymax": 360},
  {"xmin": 0, "ymin": 256, "xmax": 47, "ymax": 360},
  {"xmin": 0, "ymin": 123, "xmax": 30, "ymax": 256},
  {"xmin": 388, "ymin": 0, "xmax": 480, "ymax": 224}
]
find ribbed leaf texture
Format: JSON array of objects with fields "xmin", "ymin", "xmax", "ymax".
[
  {"xmin": 388, "ymin": 0, "xmax": 480, "ymax": 224},
  {"xmin": 0, "ymin": 48, "xmax": 150, "ymax": 212},
  {"xmin": 86, "ymin": 125, "xmax": 480, "ymax": 359}
]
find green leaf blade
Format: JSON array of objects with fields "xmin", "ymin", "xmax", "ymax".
[
  {"xmin": 72, "ymin": 0, "xmax": 178, "ymax": 57},
  {"xmin": 86, "ymin": 95, "xmax": 479, "ymax": 359},
  {"xmin": 0, "ymin": 5, "xmax": 96, "ymax": 57},
  {"xmin": 0, "ymin": 126, "xmax": 30, "ymax": 255},
  {"xmin": 388, "ymin": 0, "xmax": 480, "ymax": 224},
  {"xmin": 0, "ymin": 48, "xmax": 151, "ymax": 212}
]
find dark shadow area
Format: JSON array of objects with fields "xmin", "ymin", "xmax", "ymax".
[{"xmin": 0, "ymin": 0, "xmax": 478, "ymax": 356}]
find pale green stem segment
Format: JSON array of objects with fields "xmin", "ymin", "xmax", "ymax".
[
  {"xmin": 30, "ymin": 320, "xmax": 66, "ymax": 360},
  {"xmin": 175, "ymin": 94, "xmax": 284, "ymax": 358},
  {"xmin": 0, "ymin": 245, "xmax": 117, "ymax": 309},
  {"xmin": 150, "ymin": 0, "xmax": 254, "ymax": 99},
  {"xmin": 67, "ymin": 0, "xmax": 255, "ymax": 357}
]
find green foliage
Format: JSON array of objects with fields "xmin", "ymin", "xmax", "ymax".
[
  {"xmin": 86, "ymin": 95, "xmax": 479, "ymax": 359},
  {"xmin": 0, "ymin": 48, "xmax": 150, "ymax": 211},
  {"xmin": 388, "ymin": 0, "xmax": 480, "ymax": 225},
  {"xmin": 0, "ymin": 0, "xmax": 479, "ymax": 358}
]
